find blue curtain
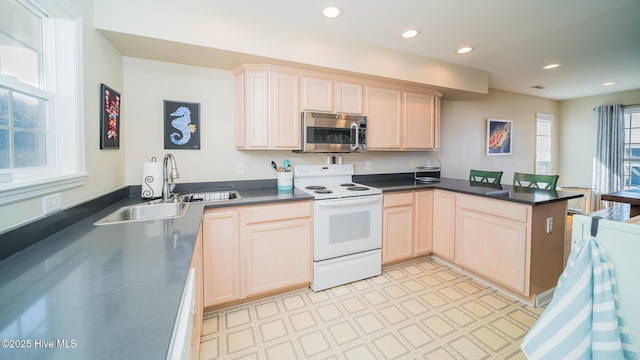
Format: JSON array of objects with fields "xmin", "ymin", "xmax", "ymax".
[{"xmin": 592, "ymin": 104, "xmax": 624, "ymax": 203}]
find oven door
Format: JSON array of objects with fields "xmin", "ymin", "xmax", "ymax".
[{"xmin": 313, "ymin": 194, "xmax": 382, "ymax": 261}]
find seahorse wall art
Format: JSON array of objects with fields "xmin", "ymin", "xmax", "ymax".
[{"xmin": 170, "ymin": 106, "xmax": 197, "ymax": 145}]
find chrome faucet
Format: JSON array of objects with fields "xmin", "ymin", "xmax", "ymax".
[{"xmin": 162, "ymin": 153, "xmax": 180, "ymax": 201}]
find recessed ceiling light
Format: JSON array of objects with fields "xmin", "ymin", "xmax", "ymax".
[
  {"xmin": 323, "ymin": 6, "xmax": 342, "ymax": 18},
  {"xmin": 456, "ymin": 46, "xmax": 475, "ymax": 54},
  {"xmin": 542, "ymin": 63, "xmax": 561, "ymax": 70},
  {"xmin": 402, "ymin": 29, "xmax": 420, "ymax": 39},
  {"xmin": 601, "ymin": 81, "xmax": 617, "ymax": 86},
  {"xmin": 530, "ymin": 85, "xmax": 549, "ymax": 90}
]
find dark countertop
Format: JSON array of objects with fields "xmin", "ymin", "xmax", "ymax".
[
  {"xmin": 355, "ymin": 175, "xmax": 584, "ymax": 205},
  {"xmin": 0, "ymin": 184, "xmax": 311, "ymax": 360}
]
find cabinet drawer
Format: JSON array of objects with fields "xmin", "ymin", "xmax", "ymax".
[
  {"xmin": 245, "ymin": 201, "xmax": 312, "ymax": 224},
  {"xmin": 458, "ymin": 194, "xmax": 529, "ymax": 223},
  {"xmin": 383, "ymin": 192, "xmax": 414, "ymax": 207}
]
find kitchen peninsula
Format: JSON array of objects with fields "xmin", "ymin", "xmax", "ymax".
[{"xmin": 356, "ymin": 174, "xmax": 583, "ymax": 307}]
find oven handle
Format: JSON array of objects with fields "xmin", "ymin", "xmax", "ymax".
[
  {"xmin": 351, "ymin": 122, "xmax": 359, "ymax": 151},
  {"xmin": 314, "ymin": 195, "xmax": 381, "ymax": 208}
]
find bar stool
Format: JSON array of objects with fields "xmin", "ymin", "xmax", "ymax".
[
  {"xmin": 469, "ymin": 169, "xmax": 503, "ymax": 184},
  {"xmin": 513, "ymin": 172, "xmax": 559, "ymax": 190}
]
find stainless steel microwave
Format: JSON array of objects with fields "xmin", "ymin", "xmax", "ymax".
[{"xmin": 296, "ymin": 111, "xmax": 367, "ymax": 153}]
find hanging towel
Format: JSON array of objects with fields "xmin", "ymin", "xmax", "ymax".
[{"xmin": 521, "ymin": 235, "xmax": 639, "ymax": 359}]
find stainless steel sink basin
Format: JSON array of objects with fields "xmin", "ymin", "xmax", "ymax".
[
  {"xmin": 178, "ymin": 191, "xmax": 241, "ymax": 202},
  {"xmin": 95, "ymin": 201, "xmax": 190, "ymax": 225}
]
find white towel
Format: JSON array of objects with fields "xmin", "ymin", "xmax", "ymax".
[{"xmin": 521, "ymin": 235, "xmax": 639, "ymax": 359}]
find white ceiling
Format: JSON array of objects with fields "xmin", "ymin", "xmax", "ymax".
[{"xmin": 201, "ymin": 0, "xmax": 640, "ymax": 101}]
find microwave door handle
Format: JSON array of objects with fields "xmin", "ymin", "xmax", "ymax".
[{"xmin": 351, "ymin": 123, "xmax": 359, "ymax": 151}]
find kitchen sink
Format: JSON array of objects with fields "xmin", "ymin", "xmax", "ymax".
[
  {"xmin": 178, "ymin": 191, "xmax": 241, "ymax": 202},
  {"xmin": 94, "ymin": 201, "xmax": 190, "ymax": 225}
]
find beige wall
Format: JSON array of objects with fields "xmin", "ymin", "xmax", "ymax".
[
  {"xmin": 558, "ymin": 89, "xmax": 640, "ymax": 187},
  {"xmin": 0, "ymin": 0, "xmax": 125, "ymax": 232},
  {"xmin": 122, "ymin": 58, "xmax": 560, "ymax": 187}
]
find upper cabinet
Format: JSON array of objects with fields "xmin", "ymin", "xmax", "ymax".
[
  {"xmin": 233, "ymin": 64, "xmax": 440, "ymax": 151},
  {"xmin": 366, "ymin": 85, "xmax": 441, "ymax": 150},
  {"xmin": 234, "ymin": 66, "xmax": 300, "ymax": 150},
  {"xmin": 302, "ymin": 77, "xmax": 363, "ymax": 115}
]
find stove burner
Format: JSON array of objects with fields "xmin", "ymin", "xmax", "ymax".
[
  {"xmin": 340, "ymin": 183, "xmax": 356, "ymax": 187},
  {"xmin": 315, "ymin": 189, "xmax": 333, "ymax": 194},
  {"xmin": 306, "ymin": 185, "xmax": 327, "ymax": 190},
  {"xmin": 347, "ymin": 186, "xmax": 369, "ymax": 191}
]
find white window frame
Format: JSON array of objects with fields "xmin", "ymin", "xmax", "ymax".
[
  {"xmin": 623, "ymin": 105, "xmax": 640, "ymax": 189},
  {"xmin": 0, "ymin": 0, "xmax": 86, "ymax": 206},
  {"xmin": 535, "ymin": 113, "xmax": 553, "ymax": 175}
]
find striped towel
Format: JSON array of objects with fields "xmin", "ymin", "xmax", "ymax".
[{"xmin": 521, "ymin": 235, "xmax": 639, "ymax": 359}]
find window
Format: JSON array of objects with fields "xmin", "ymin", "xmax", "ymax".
[
  {"xmin": 535, "ymin": 113, "xmax": 553, "ymax": 175},
  {"xmin": 0, "ymin": 0, "xmax": 85, "ymax": 206},
  {"xmin": 623, "ymin": 106, "xmax": 640, "ymax": 189}
]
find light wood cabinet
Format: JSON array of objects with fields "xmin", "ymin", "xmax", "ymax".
[
  {"xmin": 414, "ymin": 190, "xmax": 434, "ymax": 255},
  {"xmin": 202, "ymin": 209, "xmax": 242, "ymax": 308},
  {"xmin": 302, "ymin": 77, "xmax": 333, "ymax": 112},
  {"xmin": 366, "ymin": 86, "xmax": 403, "ymax": 149},
  {"xmin": 456, "ymin": 196, "xmax": 529, "ymax": 293},
  {"xmin": 234, "ymin": 64, "xmax": 441, "ymax": 151},
  {"xmin": 432, "ymin": 190, "xmax": 456, "ymax": 261},
  {"xmin": 202, "ymin": 201, "xmax": 312, "ymax": 308},
  {"xmin": 454, "ymin": 193, "xmax": 567, "ymax": 302},
  {"xmin": 366, "ymin": 86, "xmax": 441, "ymax": 150},
  {"xmin": 382, "ymin": 190, "xmax": 433, "ymax": 265},
  {"xmin": 244, "ymin": 202, "xmax": 312, "ymax": 297},
  {"xmin": 190, "ymin": 223, "xmax": 203, "ymax": 360},
  {"xmin": 234, "ymin": 66, "xmax": 300, "ymax": 150},
  {"xmin": 302, "ymin": 77, "xmax": 364, "ymax": 114},
  {"xmin": 403, "ymin": 91, "xmax": 439, "ymax": 150},
  {"xmin": 382, "ymin": 192, "xmax": 414, "ymax": 264}
]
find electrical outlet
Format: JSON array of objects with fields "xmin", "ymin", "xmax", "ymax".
[
  {"xmin": 43, "ymin": 193, "xmax": 62, "ymax": 215},
  {"xmin": 411, "ymin": 160, "xmax": 417, "ymax": 169},
  {"xmin": 546, "ymin": 217, "xmax": 553, "ymax": 233},
  {"xmin": 236, "ymin": 163, "xmax": 245, "ymax": 176},
  {"xmin": 365, "ymin": 161, "xmax": 372, "ymax": 171}
]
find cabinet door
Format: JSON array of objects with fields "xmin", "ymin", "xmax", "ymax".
[
  {"xmin": 403, "ymin": 91, "xmax": 436, "ymax": 149},
  {"xmin": 432, "ymin": 190, "xmax": 456, "ymax": 261},
  {"xmin": 302, "ymin": 77, "xmax": 333, "ymax": 112},
  {"xmin": 365, "ymin": 86, "xmax": 402, "ymax": 149},
  {"xmin": 382, "ymin": 205, "xmax": 414, "ymax": 264},
  {"xmin": 457, "ymin": 210, "xmax": 528, "ymax": 294},
  {"xmin": 335, "ymin": 81, "xmax": 363, "ymax": 114},
  {"xmin": 270, "ymin": 72, "xmax": 300, "ymax": 149},
  {"xmin": 202, "ymin": 210, "xmax": 242, "ymax": 307},
  {"xmin": 414, "ymin": 190, "xmax": 433, "ymax": 255},
  {"xmin": 245, "ymin": 219, "xmax": 311, "ymax": 296},
  {"xmin": 241, "ymin": 71, "xmax": 270, "ymax": 148}
]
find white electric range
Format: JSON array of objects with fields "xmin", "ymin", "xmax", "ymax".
[{"xmin": 294, "ymin": 164, "xmax": 382, "ymax": 291}]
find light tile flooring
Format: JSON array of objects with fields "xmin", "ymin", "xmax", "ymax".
[{"xmin": 199, "ymin": 257, "xmax": 544, "ymax": 359}]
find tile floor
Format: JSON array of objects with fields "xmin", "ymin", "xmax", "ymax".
[{"xmin": 199, "ymin": 257, "xmax": 544, "ymax": 359}]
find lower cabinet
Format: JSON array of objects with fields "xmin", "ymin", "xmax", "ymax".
[
  {"xmin": 202, "ymin": 201, "xmax": 312, "ymax": 309},
  {"xmin": 456, "ymin": 195, "xmax": 529, "ymax": 294},
  {"xmin": 245, "ymin": 208, "xmax": 312, "ymax": 296},
  {"xmin": 432, "ymin": 190, "xmax": 456, "ymax": 261},
  {"xmin": 202, "ymin": 209, "xmax": 242, "ymax": 307},
  {"xmin": 382, "ymin": 190, "xmax": 433, "ymax": 265}
]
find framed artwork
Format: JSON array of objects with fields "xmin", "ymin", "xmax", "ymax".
[
  {"xmin": 164, "ymin": 100, "xmax": 200, "ymax": 150},
  {"xmin": 486, "ymin": 119, "xmax": 512, "ymax": 156},
  {"xmin": 100, "ymin": 84, "xmax": 120, "ymax": 149}
]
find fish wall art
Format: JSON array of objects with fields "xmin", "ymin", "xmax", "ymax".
[{"xmin": 486, "ymin": 119, "xmax": 512, "ymax": 156}]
